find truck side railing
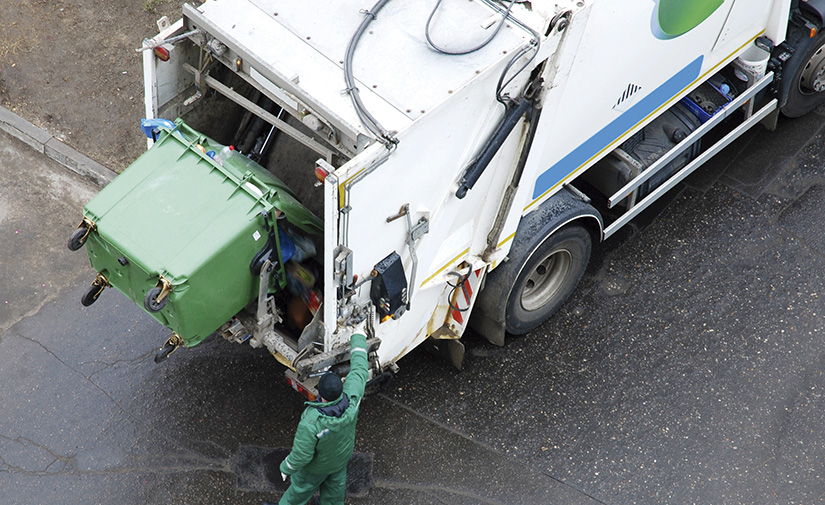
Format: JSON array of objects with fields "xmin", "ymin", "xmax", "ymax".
[
  {"xmin": 603, "ymin": 72, "xmax": 777, "ymax": 240},
  {"xmin": 607, "ymin": 71, "xmax": 775, "ymax": 209}
]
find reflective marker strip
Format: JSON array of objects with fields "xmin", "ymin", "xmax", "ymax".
[
  {"xmin": 316, "ymin": 429, "xmax": 331, "ymax": 439},
  {"xmin": 351, "ymin": 347, "xmax": 368, "ymax": 355},
  {"xmin": 284, "ymin": 458, "xmax": 296, "ymax": 470}
]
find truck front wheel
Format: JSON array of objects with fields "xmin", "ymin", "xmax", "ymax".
[
  {"xmin": 781, "ymin": 25, "xmax": 825, "ymax": 117},
  {"xmin": 504, "ymin": 225, "xmax": 591, "ymax": 335}
]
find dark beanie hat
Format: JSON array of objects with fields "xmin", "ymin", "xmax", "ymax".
[{"xmin": 318, "ymin": 371, "xmax": 343, "ymax": 401}]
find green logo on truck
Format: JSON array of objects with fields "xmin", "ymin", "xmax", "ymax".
[{"xmin": 653, "ymin": 0, "xmax": 724, "ymax": 39}]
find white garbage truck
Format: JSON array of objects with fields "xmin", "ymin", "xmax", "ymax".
[{"xmin": 92, "ymin": 0, "xmax": 825, "ymax": 396}]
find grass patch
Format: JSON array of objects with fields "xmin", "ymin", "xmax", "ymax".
[
  {"xmin": 0, "ymin": 30, "xmax": 23, "ymax": 60},
  {"xmin": 143, "ymin": 0, "xmax": 162, "ymax": 12}
]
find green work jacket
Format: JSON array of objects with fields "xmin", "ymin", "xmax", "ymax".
[{"xmin": 280, "ymin": 334, "xmax": 369, "ymax": 475}]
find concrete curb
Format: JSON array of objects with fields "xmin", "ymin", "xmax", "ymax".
[{"xmin": 0, "ymin": 106, "xmax": 116, "ymax": 188}]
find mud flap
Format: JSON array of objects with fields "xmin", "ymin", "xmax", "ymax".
[{"xmin": 422, "ymin": 338, "xmax": 465, "ymax": 370}]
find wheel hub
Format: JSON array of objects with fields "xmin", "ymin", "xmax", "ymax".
[
  {"xmin": 521, "ymin": 249, "xmax": 573, "ymax": 312},
  {"xmin": 800, "ymin": 45, "xmax": 825, "ymax": 93}
]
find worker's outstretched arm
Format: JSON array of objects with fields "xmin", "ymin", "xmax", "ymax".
[{"xmin": 343, "ymin": 333, "xmax": 369, "ymax": 401}]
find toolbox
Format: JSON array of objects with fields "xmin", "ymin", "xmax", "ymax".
[{"xmin": 74, "ymin": 119, "xmax": 322, "ymax": 346}]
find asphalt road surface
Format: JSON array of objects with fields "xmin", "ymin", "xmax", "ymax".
[{"xmin": 2, "ymin": 105, "xmax": 825, "ymax": 505}]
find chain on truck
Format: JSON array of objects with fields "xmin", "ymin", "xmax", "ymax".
[{"xmin": 68, "ymin": 0, "xmax": 825, "ymax": 398}]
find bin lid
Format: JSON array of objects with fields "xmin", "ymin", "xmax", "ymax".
[{"xmin": 83, "ymin": 120, "xmax": 323, "ymax": 277}]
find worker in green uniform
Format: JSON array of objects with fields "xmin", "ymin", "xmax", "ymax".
[{"xmin": 264, "ymin": 333, "xmax": 370, "ymax": 505}]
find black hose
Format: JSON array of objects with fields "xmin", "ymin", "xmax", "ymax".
[{"xmin": 446, "ymin": 271, "xmax": 472, "ymax": 312}]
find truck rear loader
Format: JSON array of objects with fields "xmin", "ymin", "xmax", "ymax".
[{"xmin": 68, "ymin": 0, "xmax": 825, "ymax": 397}]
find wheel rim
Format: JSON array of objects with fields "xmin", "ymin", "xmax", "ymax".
[
  {"xmin": 520, "ymin": 247, "xmax": 573, "ymax": 312},
  {"xmin": 800, "ymin": 45, "xmax": 825, "ymax": 94}
]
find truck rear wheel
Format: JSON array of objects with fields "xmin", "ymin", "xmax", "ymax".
[{"xmin": 504, "ymin": 225, "xmax": 591, "ymax": 335}]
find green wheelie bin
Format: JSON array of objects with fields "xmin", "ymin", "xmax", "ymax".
[{"xmin": 69, "ymin": 119, "xmax": 323, "ymax": 348}]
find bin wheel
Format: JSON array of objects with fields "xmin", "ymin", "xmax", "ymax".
[
  {"xmin": 144, "ymin": 287, "xmax": 167, "ymax": 313},
  {"xmin": 154, "ymin": 342, "xmax": 176, "ymax": 363},
  {"xmin": 81, "ymin": 283, "xmax": 104, "ymax": 307},
  {"xmin": 154, "ymin": 334, "xmax": 183, "ymax": 363},
  {"xmin": 67, "ymin": 227, "xmax": 88, "ymax": 251}
]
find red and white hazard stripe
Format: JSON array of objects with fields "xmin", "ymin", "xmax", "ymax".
[{"xmin": 448, "ymin": 269, "xmax": 483, "ymax": 326}]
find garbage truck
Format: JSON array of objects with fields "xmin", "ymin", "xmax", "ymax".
[{"xmin": 68, "ymin": 0, "xmax": 825, "ymax": 397}]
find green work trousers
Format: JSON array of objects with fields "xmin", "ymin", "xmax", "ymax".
[{"xmin": 281, "ymin": 466, "xmax": 347, "ymax": 505}]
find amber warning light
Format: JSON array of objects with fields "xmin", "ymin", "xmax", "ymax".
[
  {"xmin": 314, "ymin": 166, "xmax": 329, "ymax": 183},
  {"xmin": 154, "ymin": 46, "xmax": 170, "ymax": 62}
]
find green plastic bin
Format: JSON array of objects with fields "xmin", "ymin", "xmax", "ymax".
[{"xmin": 81, "ymin": 119, "xmax": 322, "ymax": 346}]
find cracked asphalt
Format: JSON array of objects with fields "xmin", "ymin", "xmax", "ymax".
[{"xmin": 2, "ymin": 104, "xmax": 825, "ymax": 504}]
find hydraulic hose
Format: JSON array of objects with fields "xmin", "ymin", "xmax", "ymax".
[
  {"xmin": 344, "ymin": 0, "xmax": 397, "ymax": 146},
  {"xmin": 455, "ymin": 97, "xmax": 533, "ymax": 199}
]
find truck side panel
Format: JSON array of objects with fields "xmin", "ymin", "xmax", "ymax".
[{"xmin": 523, "ymin": 0, "xmax": 784, "ymax": 211}]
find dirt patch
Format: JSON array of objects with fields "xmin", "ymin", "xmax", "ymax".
[{"xmin": 0, "ymin": 0, "xmax": 198, "ymax": 172}]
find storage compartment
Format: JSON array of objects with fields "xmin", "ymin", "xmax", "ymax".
[
  {"xmin": 82, "ymin": 120, "xmax": 322, "ymax": 346},
  {"xmin": 581, "ymin": 102, "xmax": 702, "ymax": 207}
]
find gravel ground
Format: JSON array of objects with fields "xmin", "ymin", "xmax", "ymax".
[{"xmin": 0, "ymin": 0, "xmax": 195, "ymax": 172}]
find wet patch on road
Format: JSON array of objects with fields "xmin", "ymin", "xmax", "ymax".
[
  {"xmin": 778, "ymin": 184, "xmax": 825, "ymax": 256},
  {"xmin": 231, "ymin": 445, "xmax": 373, "ymax": 497},
  {"xmin": 717, "ymin": 114, "xmax": 825, "ymax": 200},
  {"xmin": 600, "ymin": 275, "xmax": 630, "ymax": 296}
]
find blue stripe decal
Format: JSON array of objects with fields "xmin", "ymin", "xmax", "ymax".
[{"xmin": 532, "ymin": 56, "xmax": 704, "ymax": 199}]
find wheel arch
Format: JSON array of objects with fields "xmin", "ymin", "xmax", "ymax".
[
  {"xmin": 778, "ymin": 2, "xmax": 825, "ymax": 116},
  {"xmin": 799, "ymin": 0, "xmax": 825, "ymax": 27},
  {"xmin": 469, "ymin": 188, "xmax": 602, "ymax": 346}
]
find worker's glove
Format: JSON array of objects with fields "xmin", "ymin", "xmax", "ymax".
[{"xmin": 281, "ymin": 472, "xmax": 287, "ymax": 482}]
